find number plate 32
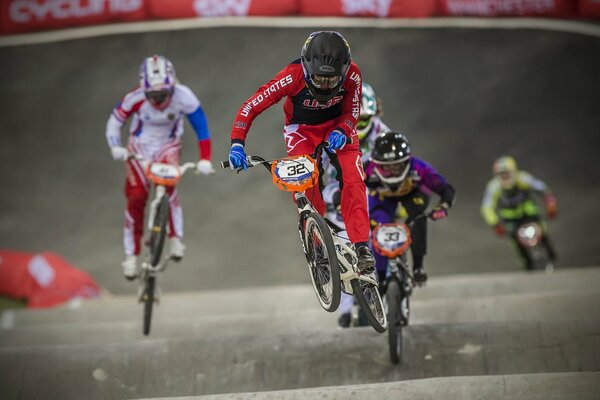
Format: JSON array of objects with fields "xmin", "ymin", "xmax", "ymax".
[{"xmin": 271, "ymin": 155, "xmax": 319, "ymax": 192}]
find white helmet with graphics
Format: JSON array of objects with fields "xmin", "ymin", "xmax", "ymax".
[
  {"xmin": 139, "ymin": 55, "xmax": 176, "ymax": 109},
  {"xmin": 356, "ymin": 82, "xmax": 379, "ymax": 141}
]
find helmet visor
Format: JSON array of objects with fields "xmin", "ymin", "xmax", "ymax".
[
  {"xmin": 310, "ymin": 74, "xmax": 341, "ymax": 90},
  {"xmin": 375, "ymin": 160, "xmax": 409, "ymax": 179},
  {"xmin": 146, "ymin": 89, "xmax": 172, "ymax": 106}
]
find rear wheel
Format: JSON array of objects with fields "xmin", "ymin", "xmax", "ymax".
[
  {"xmin": 149, "ymin": 195, "xmax": 169, "ymax": 267},
  {"xmin": 351, "ymin": 278, "xmax": 387, "ymax": 333},
  {"xmin": 142, "ymin": 276, "xmax": 156, "ymax": 336},
  {"xmin": 386, "ymin": 279, "xmax": 402, "ymax": 364},
  {"xmin": 304, "ymin": 212, "xmax": 341, "ymax": 312}
]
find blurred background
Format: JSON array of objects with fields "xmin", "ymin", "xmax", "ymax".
[
  {"xmin": 1, "ymin": 24, "xmax": 599, "ymax": 295},
  {"xmin": 0, "ymin": 1, "xmax": 599, "ymax": 399}
]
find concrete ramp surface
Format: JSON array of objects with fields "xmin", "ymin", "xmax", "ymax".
[
  {"xmin": 1, "ymin": 268, "xmax": 600, "ymax": 399},
  {"xmin": 145, "ymin": 372, "xmax": 600, "ymax": 400}
]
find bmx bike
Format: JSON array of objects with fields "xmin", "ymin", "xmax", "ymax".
[{"xmin": 222, "ymin": 143, "xmax": 387, "ymax": 332}]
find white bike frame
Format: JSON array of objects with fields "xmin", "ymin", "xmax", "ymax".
[
  {"xmin": 294, "ymin": 191, "xmax": 379, "ymax": 293},
  {"xmin": 132, "ymin": 156, "xmax": 196, "ymax": 275}
]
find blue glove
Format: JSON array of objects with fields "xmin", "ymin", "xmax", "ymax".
[
  {"xmin": 229, "ymin": 143, "xmax": 248, "ymax": 171},
  {"xmin": 327, "ymin": 130, "xmax": 347, "ymax": 152}
]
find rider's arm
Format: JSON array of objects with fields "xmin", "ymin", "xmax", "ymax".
[
  {"xmin": 106, "ymin": 114, "xmax": 124, "ymax": 148},
  {"xmin": 187, "ymin": 107, "xmax": 211, "ymax": 160},
  {"xmin": 105, "ymin": 88, "xmax": 145, "ymax": 149},
  {"xmin": 413, "ymin": 157, "xmax": 456, "ymax": 206},
  {"xmin": 518, "ymin": 171, "xmax": 549, "ymax": 194},
  {"xmin": 481, "ymin": 179, "xmax": 501, "ymax": 226},
  {"xmin": 177, "ymin": 84, "xmax": 212, "ymax": 161},
  {"xmin": 518, "ymin": 171, "xmax": 557, "ymax": 218},
  {"xmin": 230, "ymin": 64, "xmax": 301, "ymax": 145},
  {"xmin": 332, "ymin": 63, "xmax": 362, "ymax": 140}
]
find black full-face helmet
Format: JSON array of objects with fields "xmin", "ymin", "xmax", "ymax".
[
  {"xmin": 371, "ymin": 131, "xmax": 412, "ymax": 185},
  {"xmin": 301, "ymin": 31, "xmax": 351, "ymax": 103}
]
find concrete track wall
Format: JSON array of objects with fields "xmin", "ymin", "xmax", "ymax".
[{"xmin": 1, "ymin": 25, "xmax": 599, "ymax": 294}]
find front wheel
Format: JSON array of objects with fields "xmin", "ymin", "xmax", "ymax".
[
  {"xmin": 351, "ymin": 278, "xmax": 387, "ymax": 333},
  {"xmin": 149, "ymin": 195, "xmax": 169, "ymax": 267},
  {"xmin": 386, "ymin": 279, "xmax": 403, "ymax": 364},
  {"xmin": 530, "ymin": 245, "xmax": 550, "ymax": 271},
  {"xmin": 142, "ymin": 276, "xmax": 156, "ymax": 336},
  {"xmin": 303, "ymin": 212, "xmax": 341, "ymax": 312}
]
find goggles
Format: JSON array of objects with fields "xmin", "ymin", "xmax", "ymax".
[
  {"xmin": 310, "ymin": 74, "xmax": 341, "ymax": 90},
  {"xmin": 375, "ymin": 161, "xmax": 409, "ymax": 178},
  {"xmin": 145, "ymin": 88, "xmax": 172, "ymax": 106}
]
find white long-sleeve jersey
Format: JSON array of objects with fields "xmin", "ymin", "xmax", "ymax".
[{"xmin": 105, "ymin": 84, "xmax": 201, "ymax": 159}]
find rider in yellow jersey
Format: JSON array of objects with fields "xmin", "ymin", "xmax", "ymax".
[{"xmin": 481, "ymin": 156, "xmax": 558, "ymax": 270}]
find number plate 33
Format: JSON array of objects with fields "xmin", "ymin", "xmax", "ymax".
[{"xmin": 372, "ymin": 223, "xmax": 412, "ymax": 258}]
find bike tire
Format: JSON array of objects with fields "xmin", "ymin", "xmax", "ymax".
[
  {"xmin": 386, "ymin": 279, "xmax": 403, "ymax": 364},
  {"xmin": 149, "ymin": 195, "xmax": 170, "ymax": 267},
  {"xmin": 142, "ymin": 276, "xmax": 155, "ymax": 336},
  {"xmin": 351, "ymin": 278, "xmax": 387, "ymax": 333},
  {"xmin": 531, "ymin": 245, "xmax": 550, "ymax": 271},
  {"xmin": 304, "ymin": 212, "xmax": 341, "ymax": 312}
]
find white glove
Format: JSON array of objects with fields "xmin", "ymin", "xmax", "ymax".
[
  {"xmin": 110, "ymin": 146, "xmax": 128, "ymax": 161},
  {"xmin": 196, "ymin": 159, "xmax": 215, "ymax": 175}
]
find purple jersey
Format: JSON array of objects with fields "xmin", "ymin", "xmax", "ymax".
[{"xmin": 365, "ymin": 156, "xmax": 449, "ymax": 198}]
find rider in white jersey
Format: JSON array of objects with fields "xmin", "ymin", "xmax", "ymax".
[{"xmin": 105, "ymin": 55, "xmax": 215, "ymax": 280}]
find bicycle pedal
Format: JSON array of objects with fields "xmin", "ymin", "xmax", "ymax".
[{"xmin": 170, "ymin": 255, "xmax": 182, "ymax": 262}]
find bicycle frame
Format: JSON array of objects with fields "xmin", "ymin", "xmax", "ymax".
[
  {"xmin": 130, "ymin": 155, "xmax": 196, "ymax": 276},
  {"xmin": 222, "ymin": 145, "xmax": 378, "ymax": 289},
  {"xmin": 329, "ymin": 227, "xmax": 378, "ymax": 291}
]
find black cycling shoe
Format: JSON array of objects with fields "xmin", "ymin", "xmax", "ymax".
[
  {"xmin": 413, "ymin": 267, "xmax": 428, "ymax": 284},
  {"xmin": 356, "ymin": 243, "xmax": 375, "ymax": 274},
  {"xmin": 338, "ymin": 312, "xmax": 351, "ymax": 328}
]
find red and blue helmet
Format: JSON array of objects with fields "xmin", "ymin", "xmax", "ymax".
[{"xmin": 139, "ymin": 55, "xmax": 176, "ymax": 109}]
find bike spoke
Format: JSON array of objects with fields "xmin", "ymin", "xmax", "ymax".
[{"xmin": 307, "ymin": 223, "xmax": 334, "ymax": 303}]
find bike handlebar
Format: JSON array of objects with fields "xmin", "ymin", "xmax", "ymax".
[
  {"xmin": 221, "ymin": 142, "xmax": 333, "ymax": 172},
  {"xmin": 128, "ymin": 153, "xmax": 197, "ymax": 175}
]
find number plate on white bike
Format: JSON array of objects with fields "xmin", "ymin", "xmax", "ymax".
[
  {"xmin": 373, "ymin": 224, "xmax": 411, "ymax": 258},
  {"xmin": 147, "ymin": 163, "xmax": 181, "ymax": 186},
  {"xmin": 272, "ymin": 156, "xmax": 318, "ymax": 192}
]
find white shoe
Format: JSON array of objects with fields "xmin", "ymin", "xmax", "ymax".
[
  {"xmin": 122, "ymin": 255, "xmax": 138, "ymax": 280},
  {"xmin": 169, "ymin": 237, "xmax": 186, "ymax": 260}
]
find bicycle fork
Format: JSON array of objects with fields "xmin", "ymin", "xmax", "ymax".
[
  {"xmin": 147, "ymin": 185, "xmax": 166, "ymax": 231},
  {"xmin": 295, "ymin": 192, "xmax": 316, "ymax": 259}
]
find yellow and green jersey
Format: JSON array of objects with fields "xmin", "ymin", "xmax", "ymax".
[{"xmin": 481, "ymin": 171, "xmax": 548, "ymax": 226}]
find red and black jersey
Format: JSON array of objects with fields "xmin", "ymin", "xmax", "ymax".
[{"xmin": 231, "ymin": 59, "xmax": 362, "ymax": 144}]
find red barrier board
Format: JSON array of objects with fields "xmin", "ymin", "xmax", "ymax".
[
  {"xmin": 438, "ymin": 0, "xmax": 577, "ymax": 17},
  {"xmin": 579, "ymin": 0, "xmax": 600, "ymax": 17},
  {"xmin": 0, "ymin": 250, "xmax": 100, "ymax": 308},
  {"xmin": 147, "ymin": 0, "xmax": 298, "ymax": 19},
  {"xmin": 299, "ymin": 0, "xmax": 438, "ymax": 17},
  {"xmin": 0, "ymin": 0, "xmax": 148, "ymax": 34}
]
